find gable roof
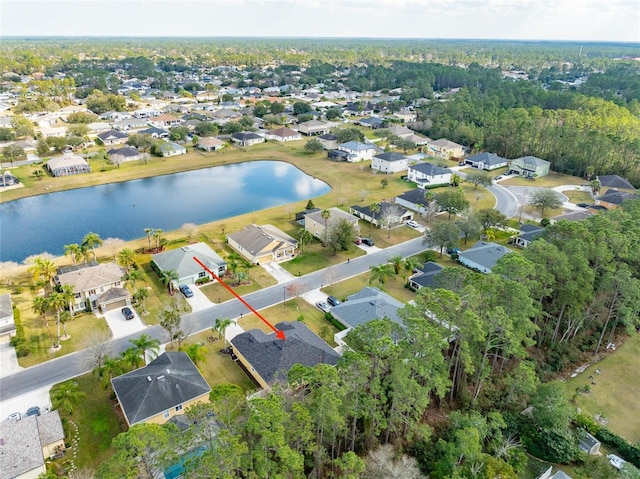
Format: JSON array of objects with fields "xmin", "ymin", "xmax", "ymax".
[
  {"xmin": 513, "ymin": 155, "xmax": 550, "ymax": 168},
  {"xmin": 266, "ymin": 127, "xmax": 299, "ymax": 138},
  {"xmin": 466, "ymin": 152, "xmax": 507, "ymax": 166},
  {"xmin": 56, "ymin": 262, "xmax": 123, "ymax": 292},
  {"xmin": 152, "ymin": 243, "xmax": 226, "ymax": 279},
  {"xmin": 227, "ymin": 224, "xmax": 296, "ymax": 257},
  {"xmin": 396, "ymin": 189, "xmax": 429, "ymax": 206},
  {"xmin": 318, "ymin": 133, "xmax": 338, "ymax": 141},
  {"xmin": 231, "ymin": 131, "xmax": 262, "ymax": 141},
  {"xmin": 409, "ymin": 162, "xmax": 452, "ymax": 176},
  {"xmin": 339, "ymin": 141, "xmax": 376, "ymax": 152},
  {"xmin": 140, "ymin": 126, "xmax": 170, "ymax": 136},
  {"xmin": 97, "ymin": 129, "xmax": 128, "ymax": 141},
  {"xmin": 331, "ymin": 287, "xmax": 404, "ymax": 329},
  {"xmin": 388, "ymin": 125, "xmax": 414, "ymax": 137},
  {"xmin": 359, "ymin": 117, "xmax": 384, "ymax": 126},
  {"xmin": 599, "ymin": 190, "xmax": 638, "ymax": 205},
  {"xmin": 518, "ymin": 224, "xmax": 545, "ymax": 242},
  {"xmin": 108, "ymin": 146, "xmax": 142, "ymax": 158},
  {"xmin": 459, "ymin": 241, "xmax": 511, "ymax": 271},
  {"xmin": 410, "ymin": 262, "xmax": 444, "ymax": 288},
  {"xmin": 198, "ymin": 137, "xmax": 225, "ymax": 148},
  {"xmin": 597, "ymin": 175, "xmax": 636, "ymax": 190},
  {"xmin": 430, "ymin": 138, "xmax": 463, "ymax": 149},
  {"xmin": 374, "ymin": 152, "xmax": 406, "ymax": 163},
  {"xmin": 305, "ymin": 207, "xmax": 358, "ymax": 225},
  {"xmin": 231, "ymin": 321, "xmax": 340, "ymax": 385},
  {"xmin": 111, "ymin": 352, "xmax": 211, "ymax": 426}
]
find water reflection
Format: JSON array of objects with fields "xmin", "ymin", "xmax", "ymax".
[{"xmin": 0, "ymin": 161, "xmax": 329, "ymax": 262}]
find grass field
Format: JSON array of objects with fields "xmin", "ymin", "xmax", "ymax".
[
  {"xmin": 501, "ymin": 171, "xmax": 584, "ymax": 188},
  {"xmin": 563, "ymin": 333, "xmax": 640, "ymax": 443}
]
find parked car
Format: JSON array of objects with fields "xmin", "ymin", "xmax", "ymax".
[
  {"xmin": 458, "ymin": 161, "xmax": 466, "ymax": 166},
  {"xmin": 179, "ymin": 284, "xmax": 194, "ymax": 298},
  {"xmin": 446, "ymin": 247, "xmax": 461, "ymax": 255},
  {"xmin": 327, "ymin": 295, "xmax": 341, "ymax": 307},
  {"xmin": 315, "ymin": 301, "xmax": 331, "ymax": 313},
  {"xmin": 7, "ymin": 412, "xmax": 21, "ymax": 421},
  {"xmin": 494, "ymin": 175, "xmax": 503, "ymax": 180},
  {"xmin": 406, "ymin": 220, "xmax": 419, "ymax": 228},
  {"xmin": 26, "ymin": 406, "xmax": 41, "ymax": 417},
  {"xmin": 121, "ymin": 306, "xmax": 134, "ymax": 320},
  {"xmin": 361, "ymin": 237, "xmax": 375, "ymax": 246}
]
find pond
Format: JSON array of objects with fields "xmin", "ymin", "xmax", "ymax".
[{"xmin": 0, "ymin": 161, "xmax": 330, "ymax": 263}]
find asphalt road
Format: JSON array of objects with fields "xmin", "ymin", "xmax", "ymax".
[{"xmin": 0, "ymin": 237, "xmax": 427, "ymax": 402}]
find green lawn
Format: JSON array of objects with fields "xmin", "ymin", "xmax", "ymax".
[
  {"xmin": 502, "ymin": 171, "xmax": 584, "ymax": 188},
  {"xmin": 322, "ymin": 267, "xmax": 416, "ymax": 304},
  {"xmin": 238, "ymin": 297, "xmax": 341, "ymax": 346},
  {"xmin": 281, "ymin": 241, "xmax": 365, "ymax": 276},
  {"xmin": 200, "ymin": 265, "xmax": 277, "ymax": 303},
  {"xmin": 563, "ymin": 333, "xmax": 640, "ymax": 443}
]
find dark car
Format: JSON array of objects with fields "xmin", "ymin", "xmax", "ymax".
[
  {"xmin": 26, "ymin": 406, "xmax": 41, "ymax": 417},
  {"xmin": 179, "ymin": 284, "xmax": 194, "ymax": 298},
  {"xmin": 121, "ymin": 307, "xmax": 134, "ymax": 320},
  {"xmin": 361, "ymin": 237, "xmax": 375, "ymax": 247},
  {"xmin": 327, "ymin": 295, "xmax": 341, "ymax": 307}
]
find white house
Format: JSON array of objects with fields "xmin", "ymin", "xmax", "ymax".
[
  {"xmin": 371, "ymin": 152, "xmax": 408, "ymax": 174},
  {"xmin": 407, "ymin": 162, "xmax": 452, "ymax": 188},
  {"xmin": 338, "ymin": 141, "xmax": 377, "ymax": 162}
]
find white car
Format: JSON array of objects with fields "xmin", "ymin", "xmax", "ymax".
[{"xmin": 406, "ymin": 220, "xmax": 420, "ymax": 228}]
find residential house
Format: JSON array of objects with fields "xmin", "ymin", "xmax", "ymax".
[
  {"xmin": 536, "ymin": 467, "xmax": 573, "ymax": 479},
  {"xmin": 0, "ymin": 411, "xmax": 66, "ymax": 478},
  {"xmin": 407, "ymin": 162, "xmax": 452, "ymax": 188},
  {"xmin": 427, "ymin": 138, "xmax": 465, "ymax": 159},
  {"xmin": 371, "ymin": 151, "xmax": 408, "ymax": 174},
  {"xmin": 265, "ymin": 127, "xmax": 301, "ymax": 142},
  {"xmin": 392, "ymin": 109, "xmax": 417, "ymax": 123},
  {"xmin": 230, "ymin": 131, "xmax": 265, "ymax": 147},
  {"xmin": 295, "ymin": 207, "xmax": 321, "ymax": 225},
  {"xmin": 132, "ymin": 107, "xmax": 160, "ymax": 119},
  {"xmin": 208, "ymin": 109, "xmax": 241, "ymax": 123},
  {"xmin": 197, "ymin": 137, "xmax": 225, "ymax": 152},
  {"xmin": 55, "ymin": 262, "xmax": 129, "ymax": 313},
  {"xmin": 304, "ymin": 207, "xmax": 360, "ymax": 240},
  {"xmin": 458, "ymin": 241, "xmax": 512, "ymax": 274},
  {"xmin": 358, "ymin": 117, "xmax": 384, "ymax": 129},
  {"xmin": 338, "ymin": 141, "xmax": 377, "ymax": 162},
  {"xmin": 0, "ymin": 293, "xmax": 16, "ymax": 338},
  {"xmin": 597, "ymin": 190, "xmax": 638, "ymax": 209},
  {"xmin": 46, "ymin": 153, "xmax": 91, "ymax": 177},
  {"xmin": 513, "ymin": 224, "xmax": 545, "ymax": 248},
  {"xmin": 108, "ymin": 146, "xmax": 144, "ymax": 164},
  {"xmin": 227, "ymin": 224, "xmax": 297, "ymax": 264},
  {"xmin": 87, "ymin": 122, "xmax": 112, "ymax": 134},
  {"xmin": 551, "ymin": 210, "xmax": 594, "ymax": 223},
  {"xmin": 395, "ymin": 189, "xmax": 431, "ymax": 215},
  {"xmin": 318, "ymin": 133, "xmax": 339, "ymax": 150},
  {"xmin": 100, "ymin": 111, "xmax": 132, "ymax": 121},
  {"xmin": 509, "ymin": 156, "xmax": 551, "ymax": 179},
  {"xmin": 111, "ymin": 352, "xmax": 211, "ymax": 428},
  {"xmin": 149, "ymin": 114, "xmax": 182, "ymax": 128},
  {"xmin": 408, "ymin": 262, "xmax": 445, "ymax": 290},
  {"xmin": 157, "ymin": 141, "xmax": 186, "ymax": 157},
  {"xmin": 140, "ymin": 126, "xmax": 170, "ymax": 139},
  {"xmin": 387, "ymin": 125, "xmax": 414, "ymax": 138},
  {"xmin": 330, "ymin": 287, "xmax": 404, "ymax": 332},
  {"xmin": 39, "ymin": 125, "xmax": 67, "ymax": 138},
  {"xmin": 464, "ymin": 152, "xmax": 508, "ymax": 171},
  {"xmin": 96, "ymin": 129, "xmax": 128, "ymax": 145},
  {"xmin": 327, "ymin": 149, "xmax": 350, "ymax": 161},
  {"xmin": 297, "ymin": 120, "xmax": 329, "ymax": 136},
  {"xmin": 151, "ymin": 243, "xmax": 226, "ymax": 286},
  {"xmin": 231, "ymin": 321, "xmax": 340, "ymax": 390},
  {"xmin": 350, "ymin": 202, "xmax": 413, "ymax": 227},
  {"xmin": 113, "ymin": 118, "xmax": 149, "ymax": 131},
  {"xmin": 596, "ymin": 175, "xmax": 636, "ymax": 192}
]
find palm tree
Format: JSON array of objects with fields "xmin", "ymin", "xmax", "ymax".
[
  {"xmin": 153, "ymin": 228, "xmax": 164, "ymax": 251},
  {"xmin": 120, "ymin": 346, "xmax": 144, "ymax": 370},
  {"xmin": 321, "ymin": 209, "xmax": 331, "ymax": 246},
  {"xmin": 124, "ymin": 268, "xmax": 144, "ymax": 294},
  {"xmin": 94, "ymin": 355, "xmax": 124, "ymax": 390},
  {"xmin": 162, "ymin": 269, "xmax": 179, "ymax": 295},
  {"xmin": 51, "ymin": 380, "xmax": 86, "ymax": 414},
  {"xmin": 32, "ymin": 296, "xmax": 54, "ymax": 344},
  {"xmin": 450, "ymin": 173, "xmax": 461, "ymax": 187},
  {"xmin": 369, "ymin": 202, "xmax": 381, "ymax": 236},
  {"xmin": 297, "ymin": 228, "xmax": 313, "ymax": 254},
  {"xmin": 47, "ymin": 291, "xmax": 68, "ymax": 347},
  {"xmin": 144, "ymin": 227, "xmax": 154, "ymax": 252},
  {"xmin": 214, "ymin": 317, "xmax": 234, "ymax": 347},
  {"xmin": 369, "ymin": 263, "xmax": 394, "ymax": 286},
  {"xmin": 130, "ymin": 333, "xmax": 161, "ymax": 365},
  {"xmin": 28, "ymin": 257, "xmax": 58, "ymax": 292},
  {"xmin": 133, "ymin": 288, "xmax": 149, "ymax": 314},
  {"xmin": 402, "ymin": 257, "xmax": 422, "ymax": 276},
  {"xmin": 64, "ymin": 243, "xmax": 82, "ymax": 265},
  {"xmin": 117, "ymin": 248, "xmax": 136, "ymax": 272},
  {"xmin": 82, "ymin": 232, "xmax": 103, "ymax": 261},
  {"xmin": 388, "ymin": 255, "xmax": 404, "ymax": 275},
  {"xmin": 182, "ymin": 343, "xmax": 206, "ymax": 365}
]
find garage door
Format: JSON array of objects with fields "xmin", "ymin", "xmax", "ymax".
[{"xmin": 103, "ymin": 298, "xmax": 128, "ymax": 312}]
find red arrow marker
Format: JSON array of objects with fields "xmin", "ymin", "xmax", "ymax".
[{"xmin": 193, "ymin": 256, "xmax": 286, "ymax": 340}]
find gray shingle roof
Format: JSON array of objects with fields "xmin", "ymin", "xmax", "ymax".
[
  {"xmin": 599, "ymin": 190, "xmax": 637, "ymax": 205},
  {"xmin": 409, "ymin": 162, "xmax": 451, "ymax": 176},
  {"xmin": 465, "ymin": 152, "xmax": 506, "ymax": 166},
  {"xmin": 56, "ymin": 262, "xmax": 123, "ymax": 292},
  {"xmin": 396, "ymin": 189, "xmax": 428, "ymax": 206},
  {"xmin": 108, "ymin": 146, "xmax": 141, "ymax": 158},
  {"xmin": 111, "ymin": 352, "xmax": 211, "ymax": 426},
  {"xmin": 151, "ymin": 243, "xmax": 226, "ymax": 280},
  {"xmin": 374, "ymin": 152, "xmax": 406, "ymax": 163},
  {"xmin": 232, "ymin": 131, "xmax": 262, "ymax": 141},
  {"xmin": 410, "ymin": 262, "xmax": 445, "ymax": 289},
  {"xmin": 514, "ymin": 155, "xmax": 550, "ymax": 168},
  {"xmin": 97, "ymin": 129, "xmax": 128, "ymax": 141},
  {"xmin": 227, "ymin": 224, "xmax": 296, "ymax": 256},
  {"xmin": 331, "ymin": 287, "xmax": 404, "ymax": 329},
  {"xmin": 459, "ymin": 241, "xmax": 511, "ymax": 271},
  {"xmin": 339, "ymin": 141, "xmax": 376, "ymax": 152},
  {"xmin": 230, "ymin": 321, "xmax": 340, "ymax": 385},
  {"xmin": 596, "ymin": 175, "xmax": 636, "ymax": 190}
]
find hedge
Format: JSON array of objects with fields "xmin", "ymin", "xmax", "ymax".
[{"xmin": 574, "ymin": 413, "xmax": 640, "ymax": 468}]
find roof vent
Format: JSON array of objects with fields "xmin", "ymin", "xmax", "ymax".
[
  {"xmin": 166, "ymin": 369, "xmax": 171, "ymax": 374},
  {"xmin": 182, "ymin": 246, "xmax": 192, "ymax": 252},
  {"xmin": 146, "ymin": 376, "xmax": 152, "ymax": 382},
  {"xmin": 157, "ymin": 375, "xmax": 165, "ymax": 380}
]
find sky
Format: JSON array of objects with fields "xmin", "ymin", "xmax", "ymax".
[{"xmin": 1, "ymin": 0, "xmax": 639, "ymax": 43}]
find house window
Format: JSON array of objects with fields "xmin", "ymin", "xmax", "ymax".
[
  {"xmin": 163, "ymin": 410, "xmax": 170, "ymax": 419},
  {"xmin": 198, "ymin": 271, "xmax": 207, "ymax": 278},
  {"xmin": 89, "ymin": 289, "xmax": 96, "ymax": 295},
  {"xmin": 74, "ymin": 293, "xmax": 81, "ymax": 299},
  {"xmin": 175, "ymin": 404, "xmax": 183, "ymax": 412}
]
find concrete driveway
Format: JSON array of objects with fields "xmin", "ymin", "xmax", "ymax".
[
  {"xmin": 101, "ymin": 307, "xmax": 147, "ymax": 339},
  {"xmin": 183, "ymin": 285, "xmax": 214, "ymax": 312}
]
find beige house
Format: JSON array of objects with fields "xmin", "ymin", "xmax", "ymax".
[
  {"xmin": 55, "ymin": 262, "xmax": 130, "ymax": 313},
  {"xmin": 227, "ymin": 224, "xmax": 297, "ymax": 264},
  {"xmin": 111, "ymin": 352, "xmax": 211, "ymax": 428},
  {"xmin": 197, "ymin": 137, "xmax": 225, "ymax": 152},
  {"xmin": 304, "ymin": 207, "xmax": 360, "ymax": 241},
  {"xmin": 0, "ymin": 411, "xmax": 66, "ymax": 478},
  {"xmin": 265, "ymin": 127, "xmax": 301, "ymax": 142},
  {"xmin": 427, "ymin": 138, "xmax": 465, "ymax": 159},
  {"xmin": 296, "ymin": 120, "xmax": 329, "ymax": 136}
]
